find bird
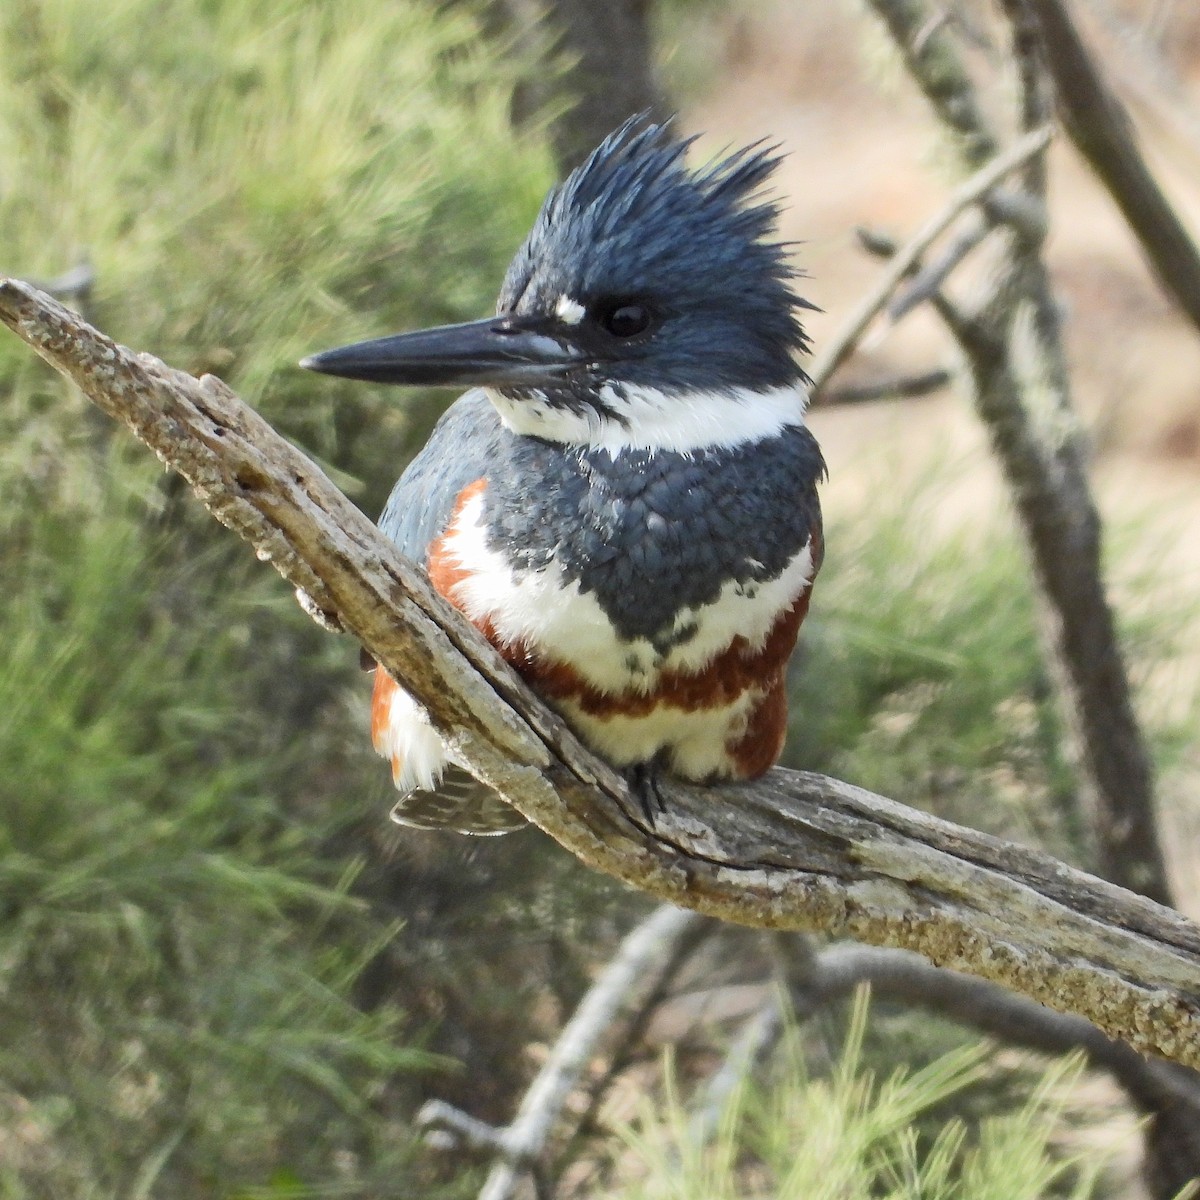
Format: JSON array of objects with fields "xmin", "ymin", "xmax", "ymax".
[{"xmin": 301, "ymin": 116, "xmax": 825, "ymax": 835}]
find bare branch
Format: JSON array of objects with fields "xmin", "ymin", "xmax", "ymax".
[
  {"xmin": 687, "ymin": 978, "xmax": 790, "ymax": 1145},
  {"xmin": 863, "ymin": 6, "xmax": 1195, "ymax": 1185},
  {"xmin": 887, "ymin": 190, "xmax": 1042, "ymax": 322},
  {"xmin": 473, "ymin": 905, "xmax": 705, "ymax": 1200},
  {"xmin": 1020, "ymin": 0, "xmax": 1200, "ymax": 338},
  {"xmin": 862, "ymin": 0, "xmax": 1001, "ymax": 169},
  {"xmin": 418, "ymin": 1101, "xmax": 512, "ymax": 1156},
  {"xmin": 866, "ymin": 0, "xmax": 1174, "ymax": 909},
  {"xmin": 815, "ymin": 368, "xmax": 953, "ymax": 406},
  {"xmin": 689, "ymin": 941, "xmax": 1200, "ymax": 1146},
  {"xmin": 806, "ymin": 125, "xmax": 1052, "ymax": 394},
  {"xmin": 2, "ymin": 279, "xmax": 1200, "ymax": 1066}
]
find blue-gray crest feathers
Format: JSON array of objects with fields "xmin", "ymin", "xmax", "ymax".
[{"xmin": 498, "ymin": 117, "xmax": 813, "ymax": 391}]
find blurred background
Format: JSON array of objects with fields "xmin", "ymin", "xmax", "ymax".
[{"xmin": 1, "ymin": 1, "xmax": 1198, "ymax": 1196}]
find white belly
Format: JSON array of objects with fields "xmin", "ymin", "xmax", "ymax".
[{"xmin": 439, "ymin": 489, "xmax": 813, "ymax": 695}]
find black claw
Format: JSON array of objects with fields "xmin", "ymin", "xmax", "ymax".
[{"xmin": 626, "ymin": 760, "xmax": 668, "ymax": 826}]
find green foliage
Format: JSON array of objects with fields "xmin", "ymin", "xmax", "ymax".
[
  {"xmin": 0, "ymin": 455, "xmax": 446, "ymax": 1195},
  {"xmin": 608, "ymin": 993, "xmax": 1103, "ymax": 1200},
  {"xmin": 0, "ymin": 0, "xmax": 554, "ymax": 509},
  {"xmin": 787, "ymin": 466, "xmax": 1196, "ymax": 865},
  {"xmin": 1, "ymin": 1, "xmax": 1192, "ymax": 1193},
  {"xmin": 0, "ymin": 0, "xmax": 555, "ymax": 1194}
]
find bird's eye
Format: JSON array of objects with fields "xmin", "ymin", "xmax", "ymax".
[{"xmin": 597, "ymin": 301, "xmax": 654, "ymax": 338}]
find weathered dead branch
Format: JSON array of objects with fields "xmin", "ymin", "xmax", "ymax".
[{"xmin": 2, "ymin": 278, "xmax": 1198, "ymax": 1065}]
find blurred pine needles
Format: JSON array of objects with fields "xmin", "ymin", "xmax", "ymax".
[
  {"xmin": 0, "ymin": 1, "xmax": 552, "ymax": 1194},
  {"xmin": 607, "ymin": 993, "xmax": 1102, "ymax": 1200}
]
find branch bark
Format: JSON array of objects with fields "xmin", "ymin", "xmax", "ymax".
[{"xmin": 2, "ymin": 278, "xmax": 1199, "ymax": 1066}]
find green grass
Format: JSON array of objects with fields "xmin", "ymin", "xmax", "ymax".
[
  {"xmin": 607, "ymin": 992, "xmax": 1103, "ymax": 1200},
  {"xmin": 786, "ymin": 465, "xmax": 1197, "ymax": 865},
  {"xmin": 784, "ymin": 474, "xmax": 1079, "ymax": 857},
  {"xmin": 0, "ymin": 1, "xmax": 555, "ymax": 1194},
  {"xmin": 0, "ymin": 0, "xmax": 554, "ymax": 509}
]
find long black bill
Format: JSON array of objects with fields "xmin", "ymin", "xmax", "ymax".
[{"xmin": 300, "ymin": 315, "xmax": 585, "ymax": 389}]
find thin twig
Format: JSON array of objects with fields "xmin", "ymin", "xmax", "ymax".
[
  {"xmin": 806, "ymin": 125, "xmax": 1052, "ymax": 394},
  {"xmin": 27, "ymin": 259, "xmax": 95, "ymax": 303},
  {"xmin": 476, "ymin": 905, "xmax": 705, "ymax": 1200},
  {"xmin": 865, "ymin": 0, "xmax": 1001, "ymax": 168},
  {"xmin": 887, "ymin": 190, "xmax": 1042, "ymax": 321},
  {"xmin": 816, "ymin": 367, "xmax": 953, "ymax": 406}
]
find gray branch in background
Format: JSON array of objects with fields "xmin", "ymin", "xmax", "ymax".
[
  {"xmin": 688, "ymin": 941, "xmax": 1200, "ymax": 1151},
  {"xmin": 863, "ymin": 0, "xmax": 1172, "ymax": 909},
  {"xmin": 857, "ymin": 3, "xmax": 1195, "ymax": 1191},
  {"xmin": 1020, "ymin": 0, "xmax": 1200, "ymax": 339},
  {"xmin": 471, "ymin": 905, "xmax": 704, "ymax": 1200},
  {"xmin": 418, "ymin": 906, "xmax": 708, "ymax": 1200},
  {"xmin": 816, "ymin": 367, "xmax": 953, "ymax": 406},
  {"xmin": 1, "ymin": 279, "xmax": 1198, "ymax": 1066},
  {"xmin": 425, "ymin": 912, "xmax": 1200, "ymax": 1195}
]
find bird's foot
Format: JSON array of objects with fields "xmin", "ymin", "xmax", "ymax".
[{"xmin": 625, "ymin": 760, "xmax": 669, "ymax": 827}]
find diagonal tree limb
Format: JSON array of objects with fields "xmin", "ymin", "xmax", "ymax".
[
  {"xmin": 471, "ymin": 905, "xmax": 706, "ymax": 1200},
  {"xmin": 1019, "ymin": 0, "xmax": 1200, "ymax": 339},
  {"xmin": 2, "ymin": 278, "xmax": 1200, "ymax": 1065}
]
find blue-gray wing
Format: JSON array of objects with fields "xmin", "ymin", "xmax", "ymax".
[
  {"xmin": 374, "ymin": 390, "xmax": 527, "ymax": 835},
  {"xmin": 378, "ymin": 389, "xmax": 506, "ymax": 563}
]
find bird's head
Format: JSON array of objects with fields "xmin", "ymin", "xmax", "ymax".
[{"xmin": 303, "ymin": 118, "xmax": 815, "ymax": 453}]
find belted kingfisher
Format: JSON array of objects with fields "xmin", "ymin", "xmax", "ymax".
[{"xmin": 302, "ymin": 117, "xmax": 825, "ymax": 834}]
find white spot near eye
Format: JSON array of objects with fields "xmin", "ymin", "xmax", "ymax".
[{"xmin": 555, "ymin": 294, "xmax": 586, "ymax": 325}]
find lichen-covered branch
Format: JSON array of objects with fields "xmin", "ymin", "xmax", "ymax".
[{"xmin": 2, "ymin": 278, "xmax": 1199, "ymax": 1065}]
